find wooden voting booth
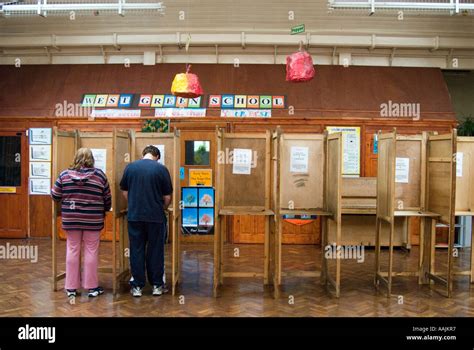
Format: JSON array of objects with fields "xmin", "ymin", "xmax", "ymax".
[
  {"xmin": 214, "ymin": 128, "xmax": 273, "ymax": 297},
  {"xmin": 52, "ymin": 128, "xmax": 131, "ymax": 294},
  {"xmin": 453, "ymin": 137, "xmax": 474, "ymax": 284},
  {"xmin": 271, "ymin": 130, "xmax": 342, "ymax": 298},
  {"xmin": 375, "ymin": 130, "xmax": 457, "ymax": 297},
  {"xmin": 130, "ymin": 130, "xmax": 181, "ymax": 295}
]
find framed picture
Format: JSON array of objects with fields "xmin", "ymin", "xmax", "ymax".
[
  {"xmin": 29, "ymin": 128, "xmax": 52, "ymax": 145},
  {"xmin": 29, "ymin": 178, "xmax": 51, "ymax": 195},
  {"xmin": 182, "ymin": 208, "xmax": 198, "ymax": 227},
  {"xmin": 198, "ymin": 187, "xmax": 214, "ymax": 207},
  {"xmin": 29, "ymin": 162, "xmax": 51, "ymax": 178},
  {"xmin": 29, "ymin": 145, "xmax": 51, "ymax": 162},
  {"xmin": 182, "ymin": 187, "xmax": 198, "ymax": 207}
]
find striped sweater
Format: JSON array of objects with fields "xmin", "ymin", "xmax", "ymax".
[{"xmin": 51, "ymin": 167, "xmax": 112, "ymax": 231}]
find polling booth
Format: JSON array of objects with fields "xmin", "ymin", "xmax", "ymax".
[
  {"xmin": 130, "ymin": 130, "xmax": 181, "ymax": 295},
  {"xmin": 52, "ymin": 127, "xmax": 131, "ymax": 294},
  {"xmin": 213, "ymin": 127, "xmax": 273, "ymax": 297},
  {"xmin": 271, "ymin": 129, "xmax": 336, "ymax": 298}
]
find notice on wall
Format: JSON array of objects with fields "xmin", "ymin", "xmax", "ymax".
[
  {"xmin": 395, "ymin": 157, "xmax": 410, "ymax": 183},
  {"xmin": 456, "ymin": 152, "xmax": 463, "ymax": 177},
  {"xmin": 290, "ymin": 146, "xmax": 309, "ymax": 173},
  {"xmin": 29, "ymin": 178, "xmax": 51, "ymax": 195},
  {"xmin": 29, "ymin": 145, "xmax": 51, "ymax": 162},
  {"xmin": 153, "ymin": 145, "xmax": 165, "ymax": 165},
  {"xmin": 189, "ymin": 169, "xmax": 212, "ymax": 187},
  {"xmin": 326, "ymin": 126, "xmax": 360, "ymax": 177},
  {"xmin": 29, "ymin": 128, "xmax": 52, "ymax": 145},
  {"xmin": 90, "ymin": 149, "xmax": 107, "ymax": 174},
  {"xmin": 30, "ymin": 162, "xmax": 51, "ymax": 178},
  {"xmin": 232, "ymin": 148, "xmax": 252, "ymax": 175}
]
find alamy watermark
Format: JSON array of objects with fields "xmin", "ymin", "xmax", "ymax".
[
  {"xmin": 0, "ymin": 243, "xmax": 38, "ymax": 263},
  {"xmin": 380, "ymin": 100, "xmax": 420, "ymax": 121},
  {"xmin": 55, "ymin": 100, "xmax": 94, "ymax": 118},
  {"xmin": 324, "ymin": 244, "xmax": 365, "ymax": 263}
]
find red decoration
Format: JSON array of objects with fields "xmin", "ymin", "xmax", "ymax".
[
  {"xmin": 171, "ymin": 64, "xmax": 204, "ymax": 98},
  {"xmin": 286, "ymin": 49, "xmax": 315, "ymax": 83}
]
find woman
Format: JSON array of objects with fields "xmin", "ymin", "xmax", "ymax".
[{"xmin": 51, "ymin": 148, "xmax": 111, "ymax": 299}]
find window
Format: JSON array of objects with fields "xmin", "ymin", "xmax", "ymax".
[
  {"xmin": 185, "ymin": 140, "xmax": 210, "ymax": 166},
  {"xmin": 0, "ymin": 136, "xmax": 21, "ymax": 187}
]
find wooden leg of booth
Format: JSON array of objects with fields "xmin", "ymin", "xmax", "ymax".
[
  {"xmin": 335, "ymin": 217, "xmax": 341, "ymax": 298},
  {"xmin": 264, "ymin": 215, "xmax": 270, "ymax": 286},
  {"xmin": 320, "ymin": 216, "xmax": 327, "ymax": 286},
  {"xmin": 271, "ymin": 216, "xmax": 279, "ymax": 299},
  {"xmin": 418, "ymin": 217, "xmax": 425, "ymax": 285},
  {"xmin": 420, "ymin": 217, "xmax": 433, "ymax": 285},
  {"xmin": 52, "ymin": 211, "xmax": 58, "ymax": 292},
  {"xmin": 447, "ymin": 222, "xmax": 455, "ymax": 298},
  {"xmin": 219, "ymin": 216, "xmax": 225, "ymax": 285},
  {"xmin": 471, "ymin": 226, "xmax": 474, "ymax": 284},
  {"xmin": 213, "ymin": 215, "xmax": 221, "ymax": 298},
  {"xmin": 374, "ymin": 218, "xmax": 381, "ymax": 290},
  {"xmin": 112, "ymin": 216, "xmax": 117, "ymax": 295},
  {"xmin": 172, "ymin": 213, "xmax": 179, "ymax": 296},
  {"xmin": 387, "ymin": 220, "xmax": 394, "ymax": 298}
]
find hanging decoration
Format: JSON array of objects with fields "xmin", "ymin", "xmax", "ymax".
[
  {"xmin": 171, "ymin": 64, "xmax": 204, "ymax": 99},
  {"xmin": 286, "ymin": 41, "xmax": 315, "ymax": 83}
]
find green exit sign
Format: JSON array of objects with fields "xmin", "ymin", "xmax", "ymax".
[{"xmin": 291, "ymin": 24, "xmax": 305, "ymax": 35}]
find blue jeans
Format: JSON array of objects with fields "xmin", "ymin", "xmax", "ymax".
[{"xmin": 128, "ymin": 221, "xmax": 165, "ymax": 288}]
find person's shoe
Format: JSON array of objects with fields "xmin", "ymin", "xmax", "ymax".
[
  {"xmin": 66, "ymin": 289, "xmax": 77, "ymax": 298},
  {"xmin": 88, "ymin": 286, "xmax": 104, "ymax": 298},
  {"xmin": 131, "ymin": 286, "xmax": 142, "ymax": 297},
  {"xmin": 152, "ymin": 285, "xmax": 168, "ymax": 296}
]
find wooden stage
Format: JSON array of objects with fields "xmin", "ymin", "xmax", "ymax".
[{"xmin": 0, "ymin": 239, "xmax": 473, "ymax": 317}]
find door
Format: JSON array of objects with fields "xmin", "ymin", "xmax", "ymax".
[
  {"xmin": 180, "ymin": 130, "xmax": 216, "ymax": 243},
  {"xmin": 0, "ymin": 130, "xmax": 28, "ymax": 238}
]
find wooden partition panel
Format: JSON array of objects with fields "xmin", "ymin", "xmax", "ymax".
[
  {"xmin": 376, "ymin": 133, "xmax": 396, "ymax": 221},
  {"xmin": 279, "ymin": 134, "xmax": 325, "ymax": 210},
  {"xmin": 51, "ymin": 128, "xmax": 77, "ymax": 291},
  {"xmin": 221, "ymin": 134, "xmax": 270, "ymax": 209},
  {"xmin": 113, "ymin": 130, "xmax": 131, "ymax": 215},
  {"xmin": 395, "ymin": 136, "xmax": 424, "ymax": 210},
  {"xmin": 456, "ymin": 137, "xmax": 474, "ymax": 213}
]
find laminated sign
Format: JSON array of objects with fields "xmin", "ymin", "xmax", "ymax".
[
  {"xmin": 290, "ymin": 146, "xmax": 309, "ymax": 173},
  {"xmin": 232, "ymin": 148, "xmax": 252, "ymax": 175}
]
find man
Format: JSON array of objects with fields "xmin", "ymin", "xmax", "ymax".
[{"xmin": 120, "ymin": 145, "xmax": 173, "ymax": 297}]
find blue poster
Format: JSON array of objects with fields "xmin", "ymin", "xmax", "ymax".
[
  {"xmin": 182, "ymin": 208, "xmax": 198, "ymax": 227},
  {"xmin": 182, "ymin": 188, "xmax": 198, "ymax": 207},
  {"xmin": 198, "ymin": 187, "xmax": 214, "ymax": 207},
  {"xmin": 199, "ymin": 208, "xmax": 214, "ymax": 226}
]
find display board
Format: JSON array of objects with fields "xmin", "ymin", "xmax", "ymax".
[
  {"xmin": 219, "ymin": 131, "xmax": 271, "ymax": 210},
  {"xmin": 131, "ymin": 130, "xmax": 181, "ymax": 295},
  {"xmin": 455, "ymin": 137, "xmax": 474, "ymax": 213}
]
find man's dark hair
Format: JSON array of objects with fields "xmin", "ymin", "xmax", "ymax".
[{"xmin": 142, "ymin": 145, "xmax": 161, "ymax": 159}]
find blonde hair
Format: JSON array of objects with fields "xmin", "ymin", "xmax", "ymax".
[{"xmin": 70, "ymin": 148, "xmax": 95, "ymax": 170}]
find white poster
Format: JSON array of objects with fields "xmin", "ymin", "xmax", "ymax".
[
  {"xmin": 29, "ymin": 145, "xmax": 51, "ymax": 162},
  {"xmin": 232, "ymin": 148, "xmax": 252, "ymax": 175},
  {"xmin": 155, "ymin": 108, "xmax": 206, "ymax": 117},
  {"xmin": 30, "ymin": 162, "xmax": 51, "ymax": 178},
  {"xmin": 90, "ymin": 148, "xmax": 107, "ymax": 174},
  {"xmin": 29, "ymin": 128, "xmax": 52, "ymax": 145},
  {"xmin": 456, "ymin": 152, "xmax": 463, "ymax": 177},
  {"xmin": 326, "ymin": 126, "xmax": 360, "ymax": 177},
  {"xmin": 29, "ymin": 178, "xmax": 51, "ymax": 195},
  {"xmin": 290, "ymin": 146, "xmax": 309, "ymax": 173},
  {"xmin": 153, "ymin": 145, "xmax": 165, "ymax": 165},
  {"xmin": 395, "ymin": 157, "xmax": 410, "ymax": 183},
  {"xmin": 90, "ymin": 109, "xmax": 141, "ymax": 118}
]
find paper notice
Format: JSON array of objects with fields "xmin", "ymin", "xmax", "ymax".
[
  {"xmin": 90, "ymin": 149, "xmax": 107, "ymax": 174},
  {"xmin": 290, "ymin": 146, "xmax": 309, "ymax": 173},
  {"xmin": 153, "ymin": 145, "xmax": 165, "ymax": 165},
  {"xmin": 232, "ymin": 148, "xmax": 252, "ymax": 175},
  {"xmin": 456, "ymin": 152, "xmax": 463, "ymax": 177},
  {"xmin": 395, "ymin": 157, "xmax": 410, "ymax": 183}
]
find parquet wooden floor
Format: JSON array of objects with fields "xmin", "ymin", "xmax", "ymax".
[{"xmin": 0, "ymin": 238, "xmax": 473, "ymax": 317}]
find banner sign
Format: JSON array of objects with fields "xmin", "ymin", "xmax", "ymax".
[
  {"xmin": 82, "ymin": 94, "xmax": 285, "ymax": 110},
  {"xmin": 155, "ymin": 108, "xmax": 206, "ymax": 117},
  {"xmin": 220, "ymin": 109, "xmax": 271, "ymax": 118}
]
